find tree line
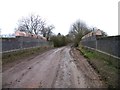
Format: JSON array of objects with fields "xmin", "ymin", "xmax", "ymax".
[{"xmin": 16, "ymin": 14, "xmax": 107, "ymax": 47}]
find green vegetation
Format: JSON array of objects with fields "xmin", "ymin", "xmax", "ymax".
[
  {"xmin": 2, "ymin": 46, "xmax": 53, "ymax": 65},
  {"xmin": 50, "ymin": 33, "xmax": 71, "ymax": 47},
  {"xmin": 78, "ymin": 45, "xmax": 119, "ymax": 88}
]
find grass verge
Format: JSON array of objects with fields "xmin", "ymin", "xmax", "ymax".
[
  {"xmin": 78, "ymin": 46, "xmax": 120, "ymax": 88},
  {"xmin": 2, "ymin": 46, "xmax": 53, "ymax": 65}
]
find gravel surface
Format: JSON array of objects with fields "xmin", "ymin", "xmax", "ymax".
[{"xmin": 2, "ymin": 46, "xmax": 105, "ymax": 88}]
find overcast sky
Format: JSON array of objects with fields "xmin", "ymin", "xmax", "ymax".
[{"xmin": 0, "ymin": 0, "xmax": 119, "ymax": 36}]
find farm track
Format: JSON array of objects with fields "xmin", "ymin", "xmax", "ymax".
[{"xmin": 3, "ymin": 46, "xmax": 105, "ymax": 88}]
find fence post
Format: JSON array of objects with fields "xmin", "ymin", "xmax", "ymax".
[
  {"xmin": 20, "ymin": 36, "xmax": 23, "ymax": 49},
  {"xmin": 96, "ymin": 39, "xmax": 97, "ymax": 50}
]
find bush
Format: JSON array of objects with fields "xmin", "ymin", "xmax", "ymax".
[{"xmin": 50, "ymin": 35, "xmax": 67, "ymax": 47}]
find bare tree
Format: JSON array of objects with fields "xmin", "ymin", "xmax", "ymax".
[
  {"xmin": 69, "ymin": 20, "xmax": 90, "ymax": 46},
  {"xmin": 70, "ymin": 20, "xmax": 89, "ymax": 37},
  {"xmin": 41, "ymin": 26, "xmax": 47, "ymax": 37},
  {"xmin": 41, "ymin": 25, "xmax": 55, "ymax": 40},
  {"xmin": 101, "ymin": 30, "xmax": 107, "ymax": 36},
  {"xmin": 46, "ymin": 25, "xmax": 55, "ymax": 41},
  {"xmin": 17, "ymin": 14, "xmax": 45, "ymax": 35}
]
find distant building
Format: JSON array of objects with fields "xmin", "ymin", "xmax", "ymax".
[
  {"xmin": 82, "ymin": 29, "xmax": 102, "ymax": 39},
  {"xmin": 15, "ymin": 31, "xmax": 47, "ymax": 41},
  {"xmin": 15, "ymin": 31, "xmax": 26, "ymax": 37}
]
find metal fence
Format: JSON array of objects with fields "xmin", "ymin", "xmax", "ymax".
[
  {"xmin": 2, "ymin": 36, "xmax": 52, "ymax": 52},
  {"xmin": 80, "ymin": 35, "xmax": 120, "ymax": 58}
]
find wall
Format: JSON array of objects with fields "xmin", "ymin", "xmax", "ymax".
[
  {"xmin": 80, "ymin": 35, "xmax": 120, "ymax": 58},
  {"xmin": 80, "ymin": 36, "xmax": 96, "ymax": 48},
  {"xmin": 2, "ymin": 36, "xmax": 51, "ymax": 52}
]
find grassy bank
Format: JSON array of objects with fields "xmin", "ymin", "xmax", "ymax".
[
  {"xmin": 2, "ymin": 46, "xmax": 53, "ymax": 65},
  {"xmin": 78, "ymin": 46, "xmax": 119, "ymax": 88}
]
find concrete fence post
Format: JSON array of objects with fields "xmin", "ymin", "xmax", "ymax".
[
  {"xmin": 20, "ymin": 37, "xmax": 23, "ymax": 49},
  {"xmin": 96, "ymin": 39, "xmax": 97, "ymax": 50}
]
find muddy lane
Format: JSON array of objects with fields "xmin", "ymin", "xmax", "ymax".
[
  {"xmin": 3, "ymin": 47, "xmax": 65, "ymax": 88},
  {"xmin": 3, "ymin": 46, "xmax": 104, "ymax": 88}
]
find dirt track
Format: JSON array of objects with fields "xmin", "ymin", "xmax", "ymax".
[{"xmin": 3, "ymin": 46, "xmax": 105, "ymax": 88}]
